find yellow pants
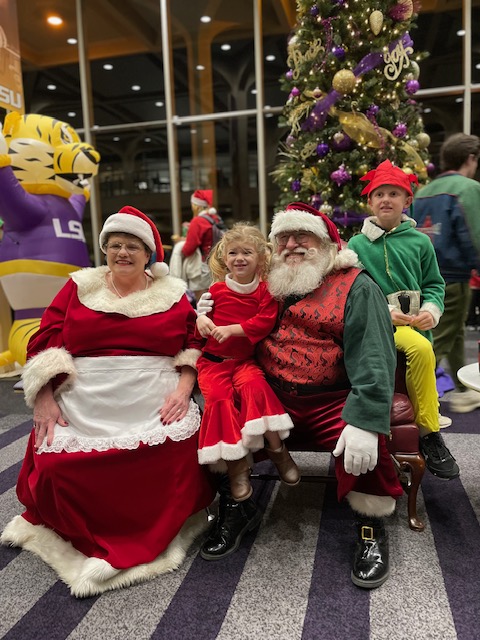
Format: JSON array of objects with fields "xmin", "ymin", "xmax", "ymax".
[{"xmin": 394, "ymin": 325, "xmax": 439, "ymax": 432}]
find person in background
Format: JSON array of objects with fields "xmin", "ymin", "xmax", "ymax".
[
  {"xmin": 348, "ymin": 159, "xmax": 458, "ymax": 480},
  {"xmin": 1, "ymin": 206, "xmax": 215, "ymax": 598},
  {"xmin": 171, "ymin": 189, "xmax": 224, "ymax": 301},
  {"xmin": 465, "ymin": 269, "xmax": 480, "ymax": 330},
  {"xmin": 413, "ymin": 133, "xmax": 480, "ymax": 413},
  {"xmin": 196, "ymin": 223, "xmax": 298, "ymax": 503}
]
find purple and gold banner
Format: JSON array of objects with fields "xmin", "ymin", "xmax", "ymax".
[{"xmin": 0, "ymin": 0, "xmax": 24, "ymax": 113}]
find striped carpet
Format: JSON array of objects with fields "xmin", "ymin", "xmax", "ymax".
[{"xmin": 1, "ymin": 398, "xmax": 480, "ymax": 639}]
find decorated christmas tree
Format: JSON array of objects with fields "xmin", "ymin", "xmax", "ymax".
[{"xmin": 272, "ymin": 0, "xmax": 433, "ymax": 235}]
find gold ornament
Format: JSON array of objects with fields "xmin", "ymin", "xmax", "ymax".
[
  {"xmin": 357, "ymin": 163, "xmax": 369, "ymax": 176},
  {"xmin": 398, "ymin": 140, "xmax": 428, "ymax": 178},
  {"xmin": 410, "ymin": 60, "xmax": 420, "ymax": 80},
  {"xmin": 336, "ymin": 110, "xmax": 390, "ymax": 148},
  {"xmin": 301, "ymin": 141, "xmax": 321, "ymax": 160},
  {"xmin": 416, "ymin": 132, "xmax": 431, "ymax": 149},
  {"xmin": 332, "ymin": 69, "xmax": 357, "ymax": 94},
  {"xmin": 403, "ymin": 167, "xmax": 413, "ymax": 174},
  {"xmin": 369, "ymin": 10, "xmax": 384, "ymax": 36},
  {"xmin": 320, "ymin": 204, "xmax": 333, "ymax": 217}
]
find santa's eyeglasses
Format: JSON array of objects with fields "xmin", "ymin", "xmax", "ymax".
[{"xmin": 276, "ymin": 232, "xmax": 312, "ymax": 246}]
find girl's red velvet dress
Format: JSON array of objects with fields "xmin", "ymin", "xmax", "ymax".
[
  {"xmin": 197, "ymin": 276, "xmax": 294, "ymax": 464},
  {"xmin": 1, "ymin": 267, "xmax": 215, "ymax": 597}
]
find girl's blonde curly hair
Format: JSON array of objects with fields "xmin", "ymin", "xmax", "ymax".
[{"xmin": 208, "ymin": 222, "xmax": 272, "ymax": 283}]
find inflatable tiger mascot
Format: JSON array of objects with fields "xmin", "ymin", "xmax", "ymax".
[{"xmin": 0, "ymin": 112, "xmax": 101, "ymax": 371}]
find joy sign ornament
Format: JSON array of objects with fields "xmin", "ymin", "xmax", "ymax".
[{"xmin": 383, "ymin": 38, "xmax": 414, "ymax": 81}]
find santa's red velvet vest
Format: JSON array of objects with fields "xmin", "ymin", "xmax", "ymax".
[{"xmin": 257, "ymin": 268, "xmax": 362, "ymax": 387}]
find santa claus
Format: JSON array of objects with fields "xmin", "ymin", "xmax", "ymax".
[{"xmin": 198, "ymin": 202, "xmax": 403, "ymax": 589}]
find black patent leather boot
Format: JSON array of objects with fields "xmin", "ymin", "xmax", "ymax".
[
  {"xmin": 200, "ymin": 475, "xmax": 262, "ymax": 560},
  {"xmin": 351, "ymin": 516, "xmax": 389, "ymax": 589}
]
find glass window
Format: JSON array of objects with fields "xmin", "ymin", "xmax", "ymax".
[{"xmin": 416, "ymin": 9, "xmax": 463, "ymax": 89}]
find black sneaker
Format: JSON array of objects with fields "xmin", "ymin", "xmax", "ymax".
[{"xmin": 419, "ymin": 432, "xmax": 460, "ymax": 480}]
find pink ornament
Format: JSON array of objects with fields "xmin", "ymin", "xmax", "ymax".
[
  {"xmin": 290, "ymin": 87, "xmax": 301, "ymax": 98},
  {"xmin": 330, "ymin": 165, "xmax": 351, "ymax": 186},
  {"xmin": 393, "ymin": 123, "xmax": 407, "ymax": 138}
]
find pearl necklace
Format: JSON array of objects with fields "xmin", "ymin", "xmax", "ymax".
[{"xmin": 109, "ymin": 272, "xmax": 149, "ymax": 298}]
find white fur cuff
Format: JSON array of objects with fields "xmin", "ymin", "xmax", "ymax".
[
  {"xmin": 346, "ymin": 490, "xmax": 396, "ymax": 517},
  {"xmin": 420, "ymin": 302, "xmax": 441, "ymax": 327},
  {"xmin": 173, "ymin": 348, "xmax": 202, "ymax": 370},
  {"xmin": 1, "ymin": 512, "xmax": 209, "ymax": 598},
  {"xmin": 22, "ymin": 347, "xmax": 76, "ymax": 407}
]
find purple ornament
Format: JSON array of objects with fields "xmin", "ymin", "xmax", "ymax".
[
  {"xmin": 332, "ymin": 46, "xmax": 345, "ymax": 60},
  {"xmin": 291, "ymin": 179, "xmax": 302, "ymax": 192},
  {"xmin": 426, "ymin": 162, "xmax": 436, "ymax": 175},
  {"xmin": 330, "ymin": 165, "xmax": 351, "ymax": 186},
  {"xmin": 286, "ymin": 135, "xmax": 296, "ymax": 146},
  {"xmin": 332, "ymin": 132, "xmax": 352, "ymax": 151},
  {"xmin": 332, "ymin": 0, "xmax": 346, "ymax": 5},
  {"xmin": 366, "ymin": 104, "xmax": 379, "ymax": 120},
  {"xmin": 393, "ymin": 123, "xmax": 407, "ymax": 138},
  {"xmin": 310, "ymin": 194, "xmax": 322, "ymax": 208},
  {"xmin": 285, "ymin": 69, "xmax": 294, "ymax": 81},
  {"xmin": 289, "ymin": 87, "xmax": 300, "ymax": 99},
  {"xmin": 405, "ymin": 79, "xmax": 420, "ymax": 95},
  {"xmin": 310, "ymin": 5, "xmax": 319, "ymax": 16},
  {"xmin": 316, "ymin": 142, "xmax": 330, "ymax": 157}
]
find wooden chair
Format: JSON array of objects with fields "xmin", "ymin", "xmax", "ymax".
[{"xmin": 251, "ymin": 356, "xmax": 426, "ymax": 532}]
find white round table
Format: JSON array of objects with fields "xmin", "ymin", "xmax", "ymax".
[{"xmin": 457, "ymin": 363, "xmax": 480, "ymax": 392}]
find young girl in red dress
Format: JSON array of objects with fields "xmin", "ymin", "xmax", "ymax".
[{"xmin": 196, "ymin": 223, "xmax": 299, "ymax": 501}]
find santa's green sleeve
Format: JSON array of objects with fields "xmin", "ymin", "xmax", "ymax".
[{"xmin": 341, "ymin": 271, "xmax": 396, "ymax": 435}]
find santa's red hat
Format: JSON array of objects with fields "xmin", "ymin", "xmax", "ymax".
[
  {"xmin": 99, "ymin": 205, "xmax": 169, "ymax": 277},
  {"xmin": 360, "ymin": 159, "xmax": 419, "ymax": 196},
  {"xmin": 191, "ymin": 189, "xmax": 213, "ymax": 208},
  {"xmin": 270, "ymin": 202, "xmax": 359, "ymax": 271},
  {"xmin": 270, "ymin": 202, "xmax": 342, "ymax": 250}
]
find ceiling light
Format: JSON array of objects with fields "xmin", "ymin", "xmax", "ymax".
[
  {"xmin": 113, "ymin": 136, "xmax": 120, "ymax": 142},
  {"xmin": 155, "ymin": 101, "xmax": 164, "ymax": 107},
  {"xmin": 191, "ymin": 129, "xmax": 197, "ymax": 134},
  {"xmin": 196, "ymin": 65, "xmax": 205, "ymax": 71},
  {"xmin": 221, "ymin": 44, "xmax": 231, "ymax": 51},
  {"xmin": 67, "ymin": 38, "xmax": 77, "ymax": 45},
  {"xmin": 455, "ymin": 97, "xmax": 463, "ymax": 103},
  {"xmin": 200, "ymin": 16, "xmax": 211, "ymax": 23},
  {"xmin": 93, "ymin": 125, "xmax": 99, "ymax": 129},
  {"xmin": 203, "ymin": 139, "xmax": 209, "ymax": 144},
  {"xmin": 47, "ymin": 84, "xmax": 57, "ymax": 91},
  {"xmin": 103, "ymin": 64, "xmax": 113, "ymax": 71},
  {"xmin": 131, "ymin": 85, "xmax": 141, "ymax": 91},
  {"xmin": 423, "ymin": 107, "xmax": 432, "ymax": 113},
  {"xmin": 47, "ymin": 15, "xmax": 63, "ymax": 26},
  {"xmin": 265, "ymin": 55, "xmax": 276, "ymax": 62},
  {"xmin": 456, "ymin": 29, "xmax": 466, "ymax": 36},
  {"xmin": 476, "ymin": 63, "xmax": 480, "ymax": 70},
  {"xmin": 145, "ymin": 137, "xmax": 151, "ymax": 142},
  {"xmin": 67, "ymin": 111, "xmax": 76, "ymax": 117},
  {"xmin": 251, "ymin": 89, "xmax": 257, "ymax": 94}
]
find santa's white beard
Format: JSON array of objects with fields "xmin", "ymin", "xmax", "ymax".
[{"xmin": 268, "ymin": 247, "xmax": 334, "ymax": 298}]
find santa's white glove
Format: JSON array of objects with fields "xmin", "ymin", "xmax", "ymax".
[
  {"xmin": 196, "ymin": 291, "xmax": 214, "ymax": 316},
  {"xmin": 332, "ymin": 424, "xmax": 378, "ymax": 476}
]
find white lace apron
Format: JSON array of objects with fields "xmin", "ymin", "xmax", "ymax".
[{"xmin": 37, "ymin": 355, "xmax": 201, "ymax": 454}]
